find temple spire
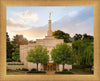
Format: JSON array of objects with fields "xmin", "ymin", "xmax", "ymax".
[
  {"xmin": 49, "ymin": 12, "xmax": 51, "ymax": 20},
  {"xmin": 47, "ymin": 12, "xmax": 52, "ymax": 36}
]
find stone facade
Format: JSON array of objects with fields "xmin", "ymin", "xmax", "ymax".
[
  {"xmin": 7, "ymin": 65, "xmax": 25, "ymax": 70},
  {"xmin": 20, "ymin": 14, "xmax": 72, "ymax": 71},
  {"xmin": 7, "ymin": 62, "xmax": 25, "ymax": 70}
]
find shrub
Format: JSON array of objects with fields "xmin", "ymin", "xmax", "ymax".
[
  {"xmin": 63, "ymin": 69, "xmax": 68, "ymax": 71},
  {"xmin": 91, "ymin": 70, "xmax": 94, "ymax": 74},
  {"xmin": 72, "ymin": 65, "xmax": 90, "ymax": 69},
  {"xmin": 69, "ymin": 69, "xmax": 72, "ymax": 71},
  {"xmin": 28, "ymin": 71, "xmax": 46, "ymax": 73},
  {"xmin": 22, "ymin": 68, "xmax": 28, "ymax": 71},
  {"xmin": 37, "ymin": 71, "xmax": 46, "ymax": 73},
  {"xmin": 8, "ymin": 63, "xmax": 24, "ymax": 65},
  {"xmin": 7, "ymin": 69, "xmax": 21, "ymax": 71},
  {"xmin": 7, "ymin": 69, "xmax": 12, "ymax": 71},
  {"xmin": 18, "ymin": 60, "xmax": 21, "ymax": 62},
  {"xmin": 31, "ymin": 68, "xmax": 36, "ymax": 71},
  {"xmin": 55, "ymin": 71, "xmax": 73, "ymax": 74},
  {"xmin": 16, "ymin": 69, "xmax": 21, "ymax": 71},
  {"xmin": 7, "ymin": 58, "xmax": 12, "ymax": 62}
]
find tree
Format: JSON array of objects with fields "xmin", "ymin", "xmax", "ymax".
[
  {"xmin": 6, "ymin": 32, "xmax": 13, "ymax": 59},
  {"xmin": 51, "ymin": 43, "xmax": 72, "ymax": 71},
  {"xmin": 12, "ymin": 48, "xmax": 20, "ymax": 61},
  {"xmin": 12, "ymin": 35, "xmax": 28, "ymax": 49},
  {"xmin": 83, "ymin": 33, "xmax": 94, "ymax": 42},
  {"xmin": 73, "ymin": 34, "xmax": 82, "ymax": 41},
  {"xmin": 72, "ymin": 40, "xmax": 82, "ymax": 56},
  {"xmin": 26, "ymin": 45, "xmax": 49, "ymax": 71},
  {"xmin": 72, "ymin": 36, "xmax": 94, "ymax": 66},
  {"xmin": 53, "ymin": 30, "xmax": 71, "ymax": 43},
  {"xmin": 79, "ymin": 45, "xmax": 93, "ymax": 71}
]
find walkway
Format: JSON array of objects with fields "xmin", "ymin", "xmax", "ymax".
[{"xmin": 46, "ymin": 71, "xmax": 55, "ymax": 75}]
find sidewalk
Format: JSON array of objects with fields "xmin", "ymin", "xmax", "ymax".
[{"xmin": 46, "ymin": 71, "xmax": 55, "ymax": 75}]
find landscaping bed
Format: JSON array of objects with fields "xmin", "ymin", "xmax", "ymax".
[
  {"xmin": 7, "ymin": 69, "xmax": 22, "ymax": 72},
  {"xmin": 8, "ymin": 63, "xmax": 24, "ymax": 65},
  {"xmin": 7, "ymin": 68, "xmax": 28, "ymax": 72},
  {"xmin": 27, "ymin": 68, "xmax": 46, "ymax": 73},
  {"xmin": 55, "ymin": 71, "xmax": 73, "ymax": 74},
  {"xmin": 55, "ymin": 69, "xmax": 73, "ymax": 74},
  {"xmin": 27, "ymin": 71, "xmax": 46, "ymax": 73}
]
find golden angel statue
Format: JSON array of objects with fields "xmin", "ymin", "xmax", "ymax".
[{"xmin": 49, "ymin": 12, "xmax": 51, "ymax": 20}]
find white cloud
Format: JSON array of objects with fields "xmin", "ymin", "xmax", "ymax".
[
  {"xmin": 7, "ymin": 18, "xmax": 26, "ymax": 28},
  {"xmin": 10, "ymin": 27, "xmax": 47, "ymax": 41},
  {"xmin": 67, "ymin": 11, "xmax": 78, "ymax": 17},
  {"xmin": 18, "ymin": 10, "xmax": 39, "ymax": 22}
]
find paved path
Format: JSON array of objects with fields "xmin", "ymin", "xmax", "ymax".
[
  {"xmin": 7, "ymin": 71, "xmax": 93, "ymax": 75},
  {"xmin": 46, "ymin": 71, "xmax": 55, "ymax": 75}
]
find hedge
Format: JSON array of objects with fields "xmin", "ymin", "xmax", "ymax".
[
  {"xmin": 7, "ymin": 69, "xmax": 21, "ymax": 71},
  {"xmin": 31, "ymin": 68, "xmax": 36, "ymax": 71},
  {"xmin": 8, "ymin": 63, "xmax": 24, "ymax": 65},
  {"xmin": 22, "ymin": 68, "xmax": 29, "ymax": 71},
  {"xmin": 55, "ymin": 71, "xmax": 73, "ymax": 74},
  {"xmin": 7, "ymin": 58, "xmax": 12, "ymax": 62},
  {"xmin": 28, "ymin": 71, "xmax": 46, "ymax": 73},
  {"xmin": 63, "ymin": 69, "xmax": 68, "ymax": 71}
]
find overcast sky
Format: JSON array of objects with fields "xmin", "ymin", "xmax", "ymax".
[{"xmin": 7, "ymin": 6, "xmax": 94, "ymax": 41}]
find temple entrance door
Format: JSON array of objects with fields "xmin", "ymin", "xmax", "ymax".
[
  {"xmin": 47, "ymin": 63, "xmax": 53, "ymax": 71},
  {"xmin": 44, "ymin": 63, "xmax": 57, "ymax": 71}
]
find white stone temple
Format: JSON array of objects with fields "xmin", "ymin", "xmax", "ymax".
[{"xmin": 20, "ymin": 13, "xmax": 72, "ymax": 71}]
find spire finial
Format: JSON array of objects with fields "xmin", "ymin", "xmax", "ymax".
[
  {"xmin": 49, "ymin": 12, "xmax": 51, "ymax": 20},
  {"xmin": 47, "ymin": 12, "xmax": 52, "ymax": 36}
]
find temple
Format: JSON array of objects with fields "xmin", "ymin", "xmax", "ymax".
[{"xmin": 19, "ymin": 13, "xmax": 72, "ymax": 71}]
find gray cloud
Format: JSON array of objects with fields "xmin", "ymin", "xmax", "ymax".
[{"xmin": 52, "ymin": 7, "xmax": 93, "ymax": 37}]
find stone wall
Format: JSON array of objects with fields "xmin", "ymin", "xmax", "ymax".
[
  {"xmin": 7, "ymin": 65, "xmax": 25, "ymax": 70},
  {"xmin": 64, "ymin": 64, "xmax": 72, "ymax": 71},
  {"xmin": 7, "ymin": 62, "xmax": 42, "ymax": 71},
  {"xmin": 7, "ymin": 62, "xmax": 27, "ymax": 70},
  {"xmin": 7, "ymin": 63, "xmax": 25, "ymax": 70}
]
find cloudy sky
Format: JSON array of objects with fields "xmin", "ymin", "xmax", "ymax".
[{"xmin": 7, "ymin": 6, "xmax": 94, "ymax": 41}]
